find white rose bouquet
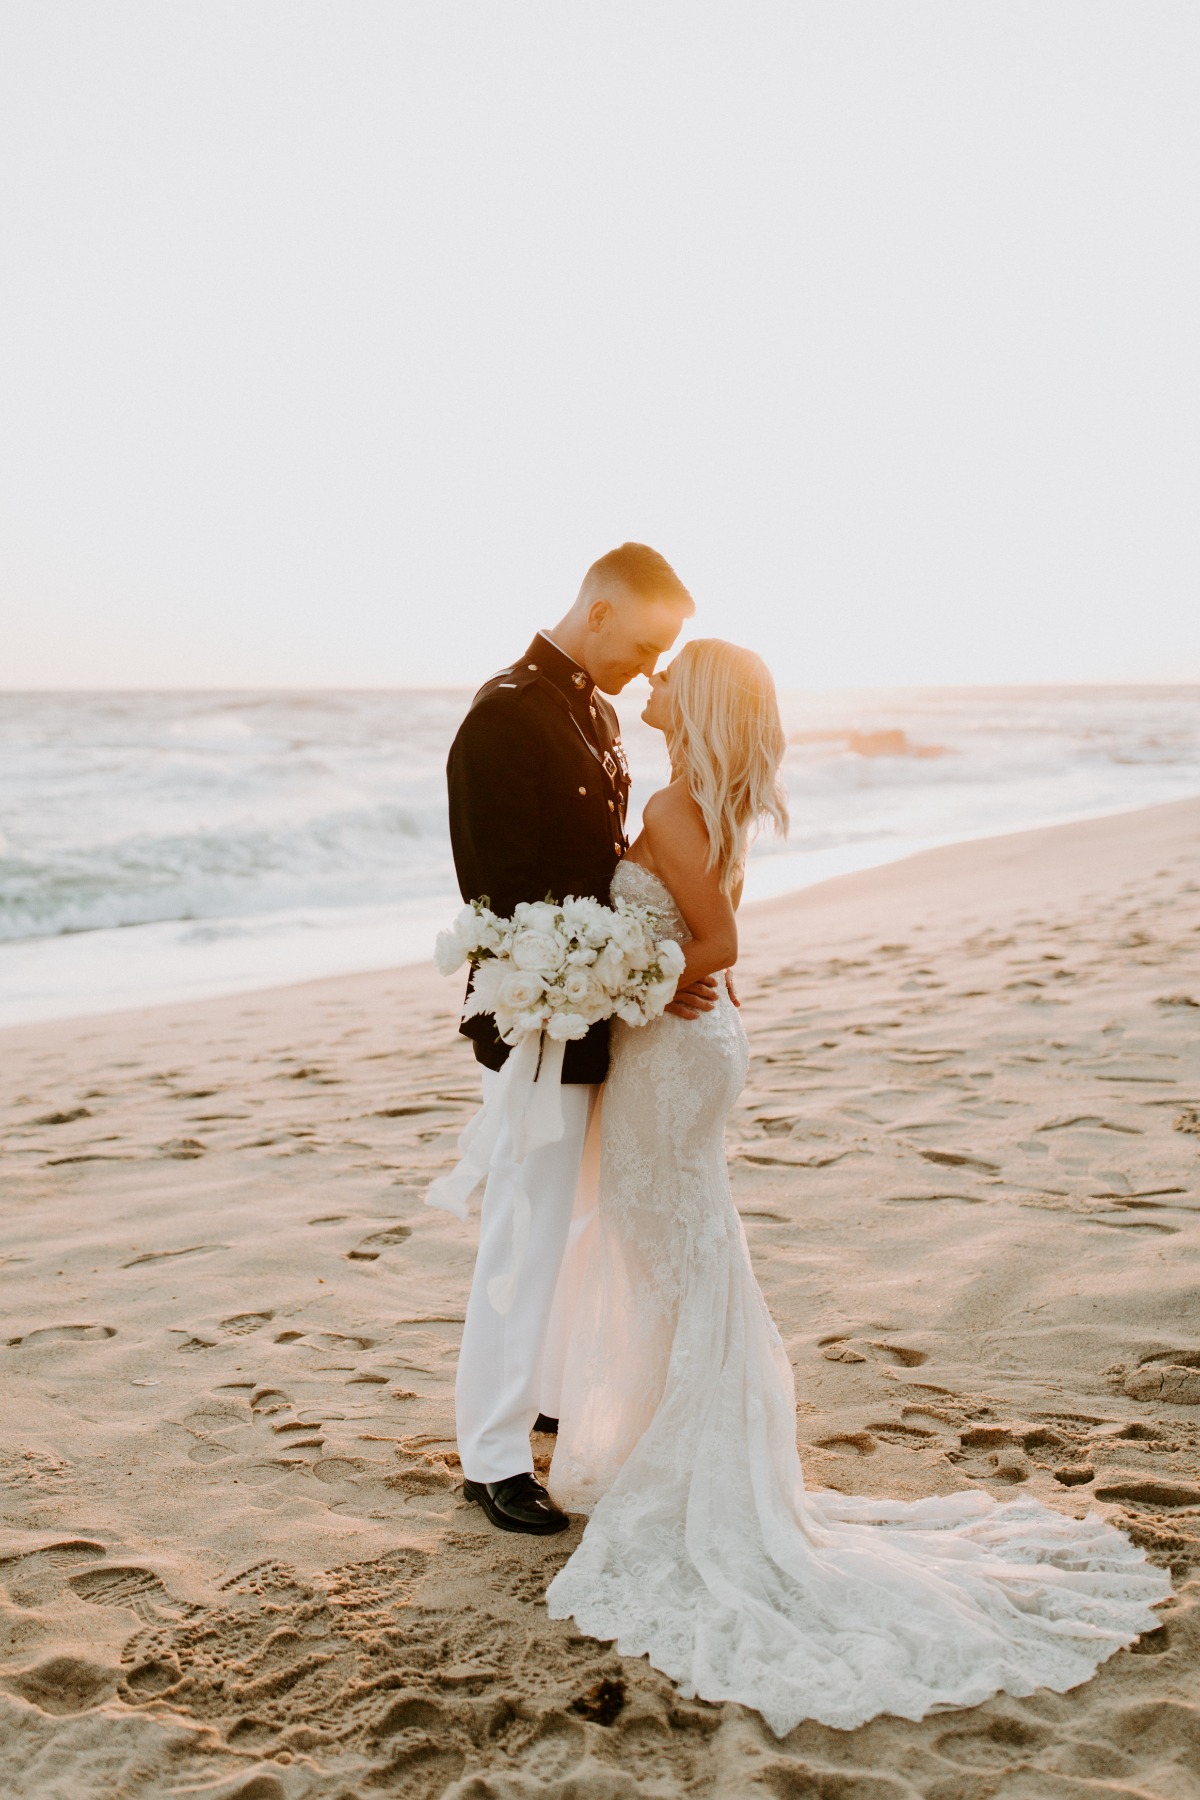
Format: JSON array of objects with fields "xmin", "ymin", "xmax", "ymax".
[
  {"xmin": 426, "ymin": 891, "xmax": 687, "ymax": 1259},
  {"xmin": 434, "ymin": 892, "xmax": 686, "ymax": 1043}
]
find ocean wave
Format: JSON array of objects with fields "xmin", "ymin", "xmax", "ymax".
[
  {"xmin": 0, "ymin": 804, "xmax": 450, "ymax": 942},
  {"xmin": 2, "ymin": 687, "xmax": 1199, "ymax": 954}
]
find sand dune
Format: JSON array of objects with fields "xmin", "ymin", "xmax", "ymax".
[{"xmin": 2, "ymin": 799, "xmax": 1198, "ymax": 1798}]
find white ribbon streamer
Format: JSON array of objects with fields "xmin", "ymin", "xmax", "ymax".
[{"xmin": 424, "ymin": 1032, "xmax": 567, "ymax": 1314}]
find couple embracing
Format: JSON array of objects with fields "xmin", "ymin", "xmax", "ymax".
[{"xmin": 440, "ymin": 543, "xmax": 1166, "ymax": 1734}]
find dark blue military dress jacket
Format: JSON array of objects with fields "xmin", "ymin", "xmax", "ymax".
[{"xmin": 446, "ymin": 632, "xmax": 632, "ymax": 1084}]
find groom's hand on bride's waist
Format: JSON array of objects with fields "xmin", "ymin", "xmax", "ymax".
[{"xmin": 665, "ymin": 973, "xmax": 720, "ymax": 1019}]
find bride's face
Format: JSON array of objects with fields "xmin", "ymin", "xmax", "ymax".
[{"xmin": 641, "ymin": 663, "xmax": 673, "ymax": 732}]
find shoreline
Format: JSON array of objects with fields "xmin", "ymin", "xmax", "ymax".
[
  {"xmin": 4, "ymin": 791, "xmax": 1198, "ymax": 1038},
  {"xmin": 2, "ymin": 796, "xmax": 1197, "ymax": 1796}
]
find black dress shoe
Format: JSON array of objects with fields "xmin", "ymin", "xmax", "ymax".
[
  {"xmin": 462, "ymin": 1472, "xmax": 570, "ymax": 1535},
  {"xmin": 532, "ymin": 1413, "xmax": 559, "ymax": 1435}
]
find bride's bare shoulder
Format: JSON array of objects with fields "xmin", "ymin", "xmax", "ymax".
[{"xmin": 642, "ymin": 782, "xmax": 707, "ymax": 847}]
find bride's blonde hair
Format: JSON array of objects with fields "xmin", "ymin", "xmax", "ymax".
[{"xmin": 663, "ymin": 638, "xmax": 789, "ymax": 893}]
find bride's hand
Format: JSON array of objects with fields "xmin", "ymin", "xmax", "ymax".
[
  {"xmin": 665, "ymin": 973, "xmax": 720, "ymax": 1019},
  {"xmin": 724, "ymin": 971, "xmax": 740, "ymax": 1008}
]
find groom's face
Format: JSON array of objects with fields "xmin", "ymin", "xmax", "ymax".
[{"xmin": 584, "ymin": 592, "xmax": 685, "ymax": 695}]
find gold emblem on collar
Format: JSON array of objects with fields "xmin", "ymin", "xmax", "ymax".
[{"xmin": 572, "ymin": 671, "xmax": 587, "ymax": 689}]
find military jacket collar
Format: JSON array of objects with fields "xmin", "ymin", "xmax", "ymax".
[{"xmin": 525, "ymin": 632, "xmax": 596, "ymax": 716}]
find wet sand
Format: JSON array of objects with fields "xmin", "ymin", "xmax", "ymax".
[{"xmin": 2, "ymin": 798, "xmax": 1198, "ymax": 1799}]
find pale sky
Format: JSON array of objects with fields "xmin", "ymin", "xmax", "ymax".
[{"xmin": 1, "ymin": 2, "xmax": 1197, "ymax": 691}]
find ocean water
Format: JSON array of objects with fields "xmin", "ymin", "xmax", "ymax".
[{"xmin": 1, "ymin": 686, "xmax": 1198, "ymax": 1027}]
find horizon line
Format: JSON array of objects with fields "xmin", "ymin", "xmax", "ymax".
[{"xmin": 2, "ymin": 679, "xmax": 1200, "ymax": 699}]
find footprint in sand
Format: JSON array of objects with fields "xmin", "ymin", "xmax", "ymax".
[
  {"xmin": 6, "ymin": 1323, "xmax": 116, "ymax": 1348},
  {"xmin": 184, "ymin": 1385, "xmax": 329, "ymax": 1467},
  {"xmin": 936, "ymin": 1716, "xmax": 1054, "ymax": 1769},
  {"xmin": 69, "ymin": 1565, "xmax": 178, "ymax": 1623},
  {"xmin": 811, "ymin": 1431, "xmax": 877, "ymax": 1456},
  {"xmin": 1094, "ymin": 1476, "xmax": 1200, "ymax": 1508},
  {"xmin": 219, "ymin": 1311, "xmax": 274, "ymax": 1336},
  {"xmin": 534, "ymin": 1709, "xmax": 601, "ymax": 1772},
  {"xmin": 250, "ymin": 1385, "xmax": 292, "ymax": 1418},
  {"xmin": 345, "ymin": 1224, "xmax": 412, "ymax": 1262},
  {"xmin": 180, "ymin": 1397, "xmax": 251, "ymax": 1462},
  {"xmin": 818, "ymin": 1334, "xmax": 929, "ymax": 1368},
  {"xmin": 2, "ymin": 1654, "xmax": 119, "ymax": 1714},
  {"xmin": 40, "ymin": 1540, "xmax": 109, "ymax": 1569},
  {"xmin": 187, "ymin": 1439, "xmax": 240, "ymax": 1464},
  {"xmin": 382, "ymin": 1434, "xmax": 460, "ymax": 1500},
  {"xmin": 121, "ymin": 1657, "xmax": 185, "ymax": 1699},
  {"xmin": 273, "ymin": 1329, "xmax": 377, "ymax": 1351},
  {"xmin": 870, "ymin": 1419, "xmax": 949, "ymax": 1449},
  {"xmin": 114, "ymin": 1548, "xmax": 441, "ymax": 1763},
  {"xmin": 0, "ymin": 1539, "xmax": 107, "ymax": 1610},
  {"xmin": 1124, "ymin": 1351, "xmax": 1200, "ymax": 1405},
  {"xmin": 216, "ymin": 1558, "xmax": 309, "ymax": 1598},
  {"xmin": 958, "ymin": 1425, "xmax": 1017, "ymax": 1451},
  {"xmin": 248, "ymin": 1385, "xmax": 325, "ymax": 1456}
]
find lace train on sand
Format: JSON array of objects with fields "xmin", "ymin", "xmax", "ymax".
[{"xmin": 546, "ymin": 861, "xmax": 1170, "ymax": 1736}]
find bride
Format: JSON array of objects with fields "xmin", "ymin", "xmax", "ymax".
[{"xmin": 545, "ymin": 638, "xmax": 1170, "ymax": 1735}]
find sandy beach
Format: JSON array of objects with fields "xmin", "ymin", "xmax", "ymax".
[{"xmin": 2, "ymin": 797, "xmax": 1198, "ymax": 1800}]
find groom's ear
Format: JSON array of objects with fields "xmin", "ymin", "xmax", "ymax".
[{"xmin": 586, "ymin": 598, "xmax": 612, "ymax": 632}]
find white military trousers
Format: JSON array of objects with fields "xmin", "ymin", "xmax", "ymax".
[{"xmin": 455, "ymin": 1069, "xmax": 600, "ymax": 1485}]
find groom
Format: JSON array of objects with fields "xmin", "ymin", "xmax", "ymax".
[{"xmin": 446, "ymin": 542, "xmax": 712, "ymax": 1533}]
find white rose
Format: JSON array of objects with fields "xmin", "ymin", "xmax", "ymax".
[
  {"xmin": 560, "ymin": 896, "xmax": 612, "ymax": 946},
  {"xmin": 592, "ymin": 943, "xmax": 629, "ymax": 991},
  {"xmin": 562, "ymin": 968, "xmax": 599, "ymax": 1005},
  {"xmin": 545, "ymin": 1009, "xmax": 590, "ymax": 1041},
  {"xmin": 656, "ymin": 939, "xmax": 686, "ymax": 978},
  {"xmin": 615, "ymin": 998, "xmax": 646, "ymax": 1026},
  {"xmin": 501, "ymin": 969, "xmax": 545, "ymax": 1011},
  {"xmin": 510, "ymin": 929, "xmax": 563, "ymax": 974},
  {"xmin": 514, "ymin": 899, "xmax": 561, "ymax": 933},
  {"xmin": 617, "ymin": 918, "xmax": 654, "ymax": 961},
  {"xmin": 479, "ymin": 919, "xmax": 507, "ymax": 955},
  {"xmin": 453, "ymin": 904, "xmax": 499, "ymax": 952},
  {"xmin": 515, "ymin": 1007, "xmax": 550, "ymax": 1036},
  {"xmin": 642, "ymin": 976, "xmax": 677, "ymax": 1017},
  {"xmin": 434, "ymin": 928, "xmax": 467, "ymax": 975}
]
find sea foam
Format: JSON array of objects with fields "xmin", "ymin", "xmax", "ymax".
[{"xmin": 1, "ymin": 685, "xmax": 1198, "ymax": 1024}]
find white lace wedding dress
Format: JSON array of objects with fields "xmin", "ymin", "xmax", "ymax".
[{"xmin": 545, "ymin": 861, "xmax": 1170, "ymax": 1736}]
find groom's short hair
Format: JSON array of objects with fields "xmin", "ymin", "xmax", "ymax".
[{"xmin": 583, "ymin": 543, "xmax": 694, "ymax": 613}]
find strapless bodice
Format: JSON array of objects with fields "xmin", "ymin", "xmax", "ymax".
[{"xmin": 610, "ymin": 860, "xmax": 690, "ymax": 945}]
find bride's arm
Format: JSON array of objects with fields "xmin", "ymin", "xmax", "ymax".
[{"xmin": 641, "ymin": 785, "xmax": 738, "ymax": 996}]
